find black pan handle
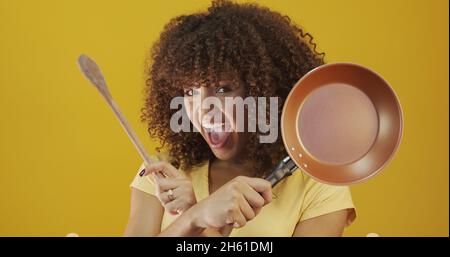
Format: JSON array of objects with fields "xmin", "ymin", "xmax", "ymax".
[{"xmin": 264, "ymin": 156, "xmax": 298, "ymax": 187}]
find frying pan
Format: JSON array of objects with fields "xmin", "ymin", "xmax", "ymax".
[{"xmin": 265, "ymin": 62, "xmax": 403, "ymax": 186}]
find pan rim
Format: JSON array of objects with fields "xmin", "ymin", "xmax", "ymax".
[{"xmin": 280, "ymin": 62, "xmax": 404, "ymax": 185}]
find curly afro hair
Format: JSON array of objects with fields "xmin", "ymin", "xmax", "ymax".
[{"xmin": 142, "ymin": 0, "xmax": 325, "ymax": 176}]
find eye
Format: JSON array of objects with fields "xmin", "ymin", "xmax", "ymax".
[
  {"xmin": 215, "ymin": 86, "xmax": 232, "ymax": 95},
  {"xmin": 184, "ymin": 89, "xmax": 193, "ymax": 96},
  {"xmin": 184, "ymin": 88, "xmax": 199, "ymax": 97}
]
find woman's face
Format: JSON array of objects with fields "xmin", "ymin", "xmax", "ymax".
[{"xmin": 184, "ymin": 80, "xmax": 250, "ymax": 161}]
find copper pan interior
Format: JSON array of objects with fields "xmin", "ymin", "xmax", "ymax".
[{"xmin": 281, "ymin": 63, "xmax": 403, "ymax": 185}]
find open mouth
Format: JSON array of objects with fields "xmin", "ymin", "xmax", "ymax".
[{"xmin": 202, "ymin": 120, "xmax": 232, "ymax": 149}]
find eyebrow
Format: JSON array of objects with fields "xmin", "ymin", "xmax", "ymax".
[
  {"xmin": 218, "ymin": 80, "xmax": 241, "ymax": 88},
  {"xmin": 185, "ymin": 79, "xmax": 241, "ymax": 89}
]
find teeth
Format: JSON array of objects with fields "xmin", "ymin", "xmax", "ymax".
[
  {"xmin": 211, "ymin": 126, "xmax": 224, "ymax": 133},
  {"xmin": 202, "ymin": 122, "xmax": 224, "ymax": 130},
  {"xmin": 201, "ymin": 119, "xmax": 233, "ymax": 133},
  {"xmin": 203, "ymin": 122, "xmax": 224, "ymax": 128}
]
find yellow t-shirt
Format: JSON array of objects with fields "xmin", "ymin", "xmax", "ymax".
[{"xmin": 130, "ymin": 155, "xmax": 356, "ymax": 236}]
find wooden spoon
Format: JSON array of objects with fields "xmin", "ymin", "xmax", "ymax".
[{"xmin": 77, "ymin": 54, "xmax": 153, "ymax": 167}]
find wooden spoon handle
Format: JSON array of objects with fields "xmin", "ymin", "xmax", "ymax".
[
  {"xmin": 102, "ymin": 95, "xmax": 153, "ymax": 166},
  {"xmin": 77, "ymin": 54, "xmax": 153, "ymax": 167}
]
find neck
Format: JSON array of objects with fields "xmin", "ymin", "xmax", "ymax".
[{"xmin": 211, "ymin": 157, "xmax": 256, "ymax": 177}]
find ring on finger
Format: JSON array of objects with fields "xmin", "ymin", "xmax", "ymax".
[{"xmin": 167, "ymin": 189, "xmax": 175, "ymax": 201}]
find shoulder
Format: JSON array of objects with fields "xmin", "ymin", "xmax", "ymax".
[
  {"xmin": 274, "ymin": 169, "xmax": 356, "ymax": 225},
  {"xmin": 128, "ymin": 152, "xmax": 172, "ymax": 196},
  {"xmin": 294, "ymin": 170, "xmax": 356, "ymax": 225},
  {"xmin": 274, "ymin": 168, "xmax": 313, "ymax": 194},
  {"xmin": 281, "ymin": 168, "xmax": 352, "ymax": 196}
]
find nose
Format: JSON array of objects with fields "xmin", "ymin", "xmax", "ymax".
[
  {"xmin": 195, "ymin": 87, "xmax": 224, "ymax": 127},
  {"xmin": 197, "ymin": 87, "xmax": 214, "ymax": 118}
]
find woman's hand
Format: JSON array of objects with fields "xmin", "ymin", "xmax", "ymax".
[
  {"xmin": 141, "ymin": 161, "xmax": 197, "ymax": 215},
  {"xmin": 190, "ymin": 176, "xmax": 272, "ymax": 230}
]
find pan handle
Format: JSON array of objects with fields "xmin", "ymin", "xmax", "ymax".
[{"xmin": 264, "ymin": 156, "xmax": 298, "ymax": 187}]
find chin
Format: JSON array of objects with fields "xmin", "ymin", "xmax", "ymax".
[
  {"xmin": 211, "ymin": 148, "xmax": 238, "ymax": 161},
  {"xmin": 208, "ymin": 133, "xmax": 242, "ymax": 160}
]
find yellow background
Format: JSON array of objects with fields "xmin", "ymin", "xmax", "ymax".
[{"xmin": 0, "ymin": 0, "xmax": 448, "ymax": 236}]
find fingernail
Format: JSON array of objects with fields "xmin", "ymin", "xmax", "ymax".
[
  {"xmin": 233, "ymin": 222, "xmax": 239, "ymax": 228},
  {"xmin": 139, "ymin": 169, "xmax": 146, "ymax": 177}
]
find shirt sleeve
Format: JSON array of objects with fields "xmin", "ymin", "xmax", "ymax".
[
  {"xmin": 299, "ymin": 181, "xmax": 356, "ymax": 226},
  {"xmin": 129, "ymin": 162, "xmax": 157, "ymax": 196}
]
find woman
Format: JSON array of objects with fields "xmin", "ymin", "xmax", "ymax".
[{"xmin": 125, "ymin": 0, "xmax": 356, "ymax": 237}]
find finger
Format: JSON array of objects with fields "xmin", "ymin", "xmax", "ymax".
[
  {"xmin": 229, "ymin": 209, "xmax": 246, "ymax": 228},
  {"xmin": 253, "ymin": 206, "xmax": 262, "ymax": 216},
  {"xmin": 149, "ymin": 171, "xmax": 164, "ymax": 184},
  {"xmin": 142, "ymin": 164, "xmax": 165, "ymax": 179},
  {"xmin": 238, "ymin": 183, "xmax": 266, "ymax": 210},
  {"xmin": 143, "ymin": 161, "xmax": 183, "ymax": 178},
  {"xmin": 151, "ymin": 172, "xmax": 164, "ymax": 189},
  {"xmin": 158, "ymin": 187, "xmax": 178, "ymax": 204},
  {"xmin": 165, "ymin": 198, "xmax": 186, "ymax": 215},
  {"xmin": 154, "ymin": 177, "xmax": 183, "ymax": 191},
  {"xmin": 152, "ymin": 173, "xmax": 166, "ymax": 198},
  {"xmin": 238, "ymin": 196, "xmax": 256, "ymax": 221},
  {"xmin": 242, "ymin": 177, "xmax": 272, "ymax": 204},
  {"xmin": 219, "ymin": 225, "xmax": 233, "ymax": 237},
  {"xmin": 143, "ymin": 162, "xmax": 168, "ymax": 177}
]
